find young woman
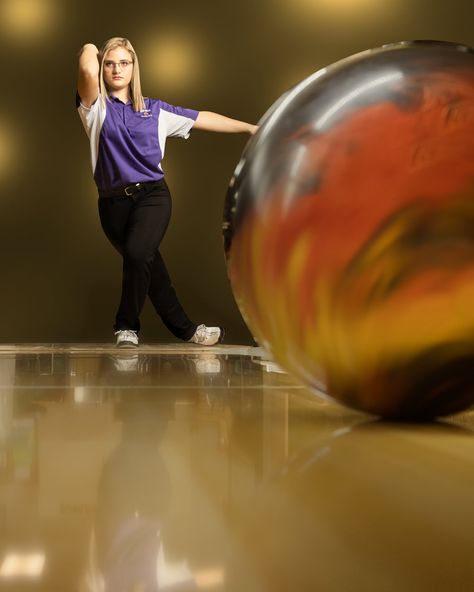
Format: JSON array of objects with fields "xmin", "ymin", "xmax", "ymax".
[{"xmin": 76, "ymin": 37, "xmax": 258, "ymax": 348}]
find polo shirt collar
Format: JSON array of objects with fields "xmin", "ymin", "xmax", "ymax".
[{"xmin": 109, "ymin": 93, "xmax": 132, "ymax": 105}]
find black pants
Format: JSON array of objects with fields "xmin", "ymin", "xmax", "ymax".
[{"xmin": 98, "ymin": 180, "xmax": 197, "ymax": 340}]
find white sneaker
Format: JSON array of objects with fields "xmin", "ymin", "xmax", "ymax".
[
  {"xmin": 113, "ymin": 353, "xmax": 139, "ymax": 372},
  {"xmin": 115, "ymin": 329, "xmax": 139, "ymax": 348},
  {"xmin": 192, "ymin": 353, "xmax": 222, "ymax": 374},
  {"xmin": 188, "ymin": 324, "xmax": 224, "ymax": 346}
]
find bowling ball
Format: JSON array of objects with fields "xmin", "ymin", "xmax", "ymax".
[{"xmin": 224, "ymin": 40, "xmax": 474, "ymax": 420}]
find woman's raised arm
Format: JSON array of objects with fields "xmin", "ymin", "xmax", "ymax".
[{"xmin": 77, "ymin": 43, "xmax": 100, "ymax": 108}]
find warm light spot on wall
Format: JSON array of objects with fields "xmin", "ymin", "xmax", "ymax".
[
  {"xmin": 143, "ymin": 33, "xmax": 204, "ymax": 91},
  {"xmin": 281, "ymin": 0, "xmax": 396, "ymax": 26},
  {"xmin": 0, "ymin": 0, "xmax": 57, "ymax": 40},
  {"xmin": 294, "ymin": 0, "xmax": 393, "ymax": 13},
  {"xmin": 0, "ymin": 123, "xmax": 16, "ymax": 179}
]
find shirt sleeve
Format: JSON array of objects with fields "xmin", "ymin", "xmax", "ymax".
[
  {"xmin": 158, "ymin": 100, "xmax": 199, "ymax": 139},
  {"xmin": 76, "ymin": 90, "xmax": 102, "ymax": 137},
  {"xmin": 76, "ymin": 91, "xmax": 107, "ymax": 174}
]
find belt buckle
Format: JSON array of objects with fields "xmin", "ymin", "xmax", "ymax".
[{"xmin": 124, "ymin": 183, "xmax": 140, "ymax": 196}]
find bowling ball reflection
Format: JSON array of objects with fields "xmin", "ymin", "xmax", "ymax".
[
  {"xmin": 224, "ymin": 41, "xmax": 474, "ymax": 419},
  {"xmin": 230, "ymin": 421, "xmax": 474, "ymax": 591}
]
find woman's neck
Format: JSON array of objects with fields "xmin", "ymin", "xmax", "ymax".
[{"xmin": 110, "ymin": 88, "xmax": 131, "ymax": 103}]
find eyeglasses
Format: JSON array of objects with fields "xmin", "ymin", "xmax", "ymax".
[{"xmin": 104, "ymin": 60, "xmax": 133, "ymax": 70}]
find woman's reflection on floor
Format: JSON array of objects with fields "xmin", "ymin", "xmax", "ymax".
[{"xmin": 80, "ymin": 390, "xmax": 224, "ymax": 591}]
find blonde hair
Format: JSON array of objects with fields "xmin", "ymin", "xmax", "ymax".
[{"xmin": 98, "ymin": 37, "xmax": 145, "ymax": 112}]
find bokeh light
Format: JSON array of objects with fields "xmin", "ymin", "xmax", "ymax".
[
  {"xmin": 141, "ymin": 31, "xmax": 205, "ymax": 92},
  {"xmin": 279, "ymin": 0, "xmax": 397, "ymax": 27},
  {"xmin": 0, "ymin": 121, "xmax": 17, "ymax": 180},
  {"xmin": 0, "ymin": 0, "xmax": 58, "ymax": 41}
]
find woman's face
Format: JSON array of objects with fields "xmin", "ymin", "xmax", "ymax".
[{"xmin": 103, "ymin": 47, "xmax": 134, "ymax": 94}]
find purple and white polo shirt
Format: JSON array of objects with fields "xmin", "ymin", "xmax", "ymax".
[{"xmin": 76, "ymin": 91, "xmax": 199, "ymax": 194}]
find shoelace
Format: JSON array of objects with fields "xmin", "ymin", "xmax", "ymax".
[{"xmin": 115, "ymin": 330, "xmax": 137, "ymax": 340}]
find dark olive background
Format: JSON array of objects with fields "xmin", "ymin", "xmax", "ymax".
[{"xmin": 0, "ymin": 0, "xmax": 472, "ymax": 343}]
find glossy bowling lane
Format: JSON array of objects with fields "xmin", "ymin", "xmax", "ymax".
[{"xmin": 0, "ymin": 345, "xmax": 473, "ymax": 591}]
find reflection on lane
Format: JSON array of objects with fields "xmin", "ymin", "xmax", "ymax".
[{"xmin": 0, "ymin": 351, "xmax": 472, "ymax": 590}]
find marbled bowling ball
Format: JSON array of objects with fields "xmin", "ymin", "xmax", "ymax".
[{"xmin": 224, "ymin": 41, "xmax": 474, "ymax": 420}]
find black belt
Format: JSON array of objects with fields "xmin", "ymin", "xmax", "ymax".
[{"xmin": 99, "ymin": 180, "xmax": 164, "ymax": 199}]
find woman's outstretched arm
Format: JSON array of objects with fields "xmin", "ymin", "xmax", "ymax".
[
  {"xmin": 77, "ymin": 43, "xmax": 100, "ymax": 108},
  {"xmin": 193, "ymin": 111, "xmax": 258, "ymax": 135}
]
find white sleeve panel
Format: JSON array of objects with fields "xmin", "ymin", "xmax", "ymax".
[
  {"xmin": 157, "ymin": 109, "xmax": 195, "ymax": 168},
  {"xmin": 160, "ymin": 109, "xmax": 195, "ymax": 139},
  {"xmin": 77, "ymin": 96, "xmax": 107, "ymax": 174}
]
